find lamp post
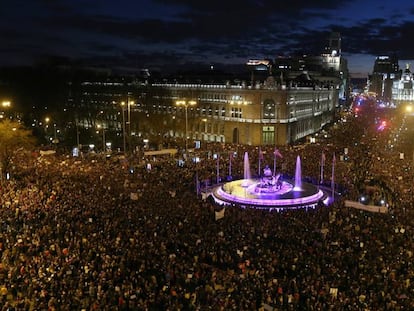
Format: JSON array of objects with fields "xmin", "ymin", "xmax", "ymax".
[
  {"xmin": 121, "ymin": 99, "xmax": 135, "ymax": 154},
  {"xmin": 44, "ymin": 117, "xmax": 50, "ymax": 144},
  {"xmin": 51, "ymin": 121, "xmax": 58, "ymax": 147},
  {"xmin": 97, "ymin": 124, "xmax": 105, "ymax": 152},
  {"xmin": 53, "ymin": 123, "xmax": 57, "ymax": 141},
  {"xmin": 121, "ymin": 101, "xmax": 126, "ymax": 153},
  {"xmin": 127, "ymin": 100, "xmax": 133, "ymax": 136},
  {"xmin": 176, "ymin": 100, "xmax": 196, "ymax": 153},
  {"xmin": 44, "ymin": 117, "xmax": 58, "ymax": 147},
  {"xmin": 127, "ymin": 100, "xmax": 134, "ymax": 152}
]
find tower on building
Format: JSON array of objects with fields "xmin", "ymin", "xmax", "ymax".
[{"xmin": 324, "ymin": 32, "xmax": 341, "ymax": 56}]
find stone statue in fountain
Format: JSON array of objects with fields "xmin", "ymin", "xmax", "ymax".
[{"xmin": 256, "ymin": 165, "xmax": 282, "ymax": 192}]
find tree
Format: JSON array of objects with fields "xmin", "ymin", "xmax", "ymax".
[{"xmin": 0, "ymin": 119, "xmax": 36, "ymax": 179}]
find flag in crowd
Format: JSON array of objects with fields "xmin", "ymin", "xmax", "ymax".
[
  {"xmin": 274, "ymin": 148, "xmax": 283, "ymax": 158},
  {"xmin": 259, "ymin": 147, "xmax": 264, "ymax": 160},
  {"xmin": 273, "ymin": 148, "xmax": 282, "ymax": 175}
]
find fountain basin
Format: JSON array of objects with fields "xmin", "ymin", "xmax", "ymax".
[
  {"xmin": 212, "ymin": 178, "xmax": 327, "ymax": 210},
  {"xmin": 211, "ymin": 153, "xmax": 330, "ymax": 210}
]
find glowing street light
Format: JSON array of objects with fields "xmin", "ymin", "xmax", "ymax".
[
  {"xmin": 0, "ymin": 101, "xmax": 11, "ymax": 120},
  {"xmin": 121, "ymin": 101, "xmax": 126, "ymax": 153},
  {"xmin": 127, "ymin": 100, "xmax": 134, "ymax": 136},
  {"xmin": 2, "ymin": 101, "xmax": 11, "ymax": 108},
  {"xmin": 44, "ymin": 117, "xmax": 50, "ymax": 136},
  {"xmin": 120, "ymin": 99, "xmax": 135, "ymax": 153},
  {"xmin": 176, "ymin": 100, "xmax": 196, "ymax": 152},
  {"xmin": 44, "ymin": 117, "xmax": 58, "ymax": 145},
  {"xmin": 127, "ymin": 100, "xmax": 134, "ymax": 152},
  {"xmin": 97, "ymin": 124, "xmax": 106, "ymax": 152}
]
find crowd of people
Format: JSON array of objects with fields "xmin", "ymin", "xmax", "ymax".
[{"xmin": 0, "ymin": 108, "xmax": 412, "ymax": 310}]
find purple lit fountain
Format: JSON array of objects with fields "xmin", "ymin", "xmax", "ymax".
[
  {"xmin": 211, "ymin": 153, "xmax": 328, "ymax": 210},
  {"xmin": 293, "ymin": 155, "xmax": 302, "ymax": 191},
  {"xmin": 241, "ymin": 152, "xmax": 251, "ymax": 187}
]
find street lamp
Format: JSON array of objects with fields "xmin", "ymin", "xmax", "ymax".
[
  {"xmin": 0, "ymin": 101, "xmax": 11, "ymax": 120},
  {"xmin": 97, "ymin": 124, "xmax": 106, "ymax": 152},
  {"xmin": 176, "ymin": 100, "xmax": 196, "ymax": 152},
  {"xmin": 127, "ymin": 100, "xmax": 134, "ymax": 135},
  {"xmin": 121, "ymin": 99, "xmax": 135, "ymax": 154},
  {"xmin": 44, "ymin": 117, "xmax": 58, "ymax": 146},
  {"xmin": 121, "ymin": 101, "xmax": 126, "ymax": 153},
  {"xmin": 127, "ymin": 100, "xmax": 134, "ymax": 152},
  {"xmin": 53, "ymin": 123, "xmax": 57, "ymax": 141},
  {"xmin": 44, "ymin": 117, "xmax": 50, "ymax": 142}
]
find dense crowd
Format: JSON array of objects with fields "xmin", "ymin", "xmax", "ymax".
[{"xmin": 0, "ymin": 109, "xmax": 413, "ymax": 310}]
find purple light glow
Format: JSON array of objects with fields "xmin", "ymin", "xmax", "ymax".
[{"xmin": 212, "ymin": 178, "xmax": 327, "ymax": 210}]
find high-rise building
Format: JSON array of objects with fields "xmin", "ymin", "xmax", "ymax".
[{"xmin": 368, "ymin": 54, "xmax": 400, "ymax": 99}]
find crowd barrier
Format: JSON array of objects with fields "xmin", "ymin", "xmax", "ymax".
[{"xmin": 344, "ymin": 200, "xmax": 388, "ymax": 213}]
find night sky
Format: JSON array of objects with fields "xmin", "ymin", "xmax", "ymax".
[{"xmin": 1, "ymin": 0, "xmax": 414, "ymax": 78}]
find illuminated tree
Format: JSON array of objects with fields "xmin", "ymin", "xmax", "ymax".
[{"xmin": 0, "ymin": 119, "xmax": 36, "ymax": 178}]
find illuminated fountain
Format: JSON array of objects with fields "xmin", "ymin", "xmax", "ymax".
[
  {"xmin": 293, "ymin": 155, "xmax": 302, "ymax": 191},
  {"xmin": 241, "ymin": 152, "xmax": 251, "ymax": 187},
  {"xmin": 211, "ymin": 153, "xmax": 328, "ymax": 210}
]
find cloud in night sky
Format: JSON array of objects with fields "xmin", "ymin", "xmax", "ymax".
[{"xmin": 1, "ymin": 0, "xmax": 414, "ymax": 77}]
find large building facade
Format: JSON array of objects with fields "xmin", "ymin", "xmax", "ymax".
[
  {"xmin": 66, "ymin": 32, "xmax": 346, "ymax": 149},
  {"xmin": 392, "ymin": 64, "xmax": 414, "ymax": 105},
  {"xmin": 135, "ymin": 80, "xmax": 337, "ymax": 146},
  {"xmin": 367, "ymin": 54, "xmax": 414, "ymax": 106},
  {"xmin": 368, "ymin": 55, "xmax": 400, "ymax": 100},
  {"xmin": 66, "ymin": 73, "xmax": 338, "ymax": 149}
]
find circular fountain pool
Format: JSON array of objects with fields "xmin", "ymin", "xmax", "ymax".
[
  {"xmin": 210, "ymin": 153, "xmax": 329, "ymax": 210},
  {"xmin": 212, "ymin": 178, "xmax": 327, "ymax": 210}
]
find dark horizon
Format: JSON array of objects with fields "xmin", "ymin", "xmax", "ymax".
[{"xmin": 1, "ymin": 1, "xmax": 414, "ymax": 78}]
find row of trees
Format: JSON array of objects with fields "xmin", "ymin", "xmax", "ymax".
[{"xmin": 0, "ymin": 119, "xmax": 35, "ymax": 180}]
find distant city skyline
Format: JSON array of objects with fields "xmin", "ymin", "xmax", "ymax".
[{"xmin": 1, "ymin": 0, "xmax": 414, "ymax": 78}]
